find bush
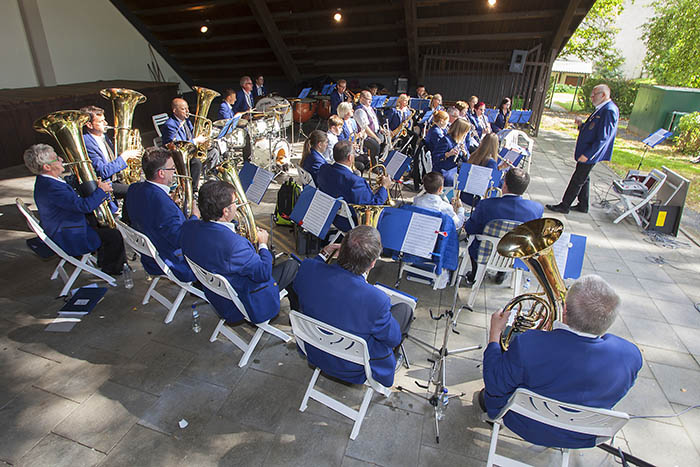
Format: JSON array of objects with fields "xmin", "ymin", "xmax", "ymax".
[
  {"xmin": 676, "ymin": 112, "xmax": 700, "ymax": 155},
  {"xmin": 577, "ymin": 76, "xmax": 639, "ymax": 116},
  {"xmin": 553, "ymin": 83, "xmax": 577, "ymax": 93}
]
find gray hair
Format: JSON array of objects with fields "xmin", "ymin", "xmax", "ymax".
[
  {"xmin": 337, "ymin": 226, "xmax": 382, "ymax": 275},
  {"xmin": 23, "ymin": 143, "xmax": 57, "ymax": 175},
  {"xmin": 594, "ymin": 84, "xmax": 611, "ymax": 99},
  {"xmin": 447, "ymin": 107, "xmax": 460, "ymax": 118},
  {"xmin": 565, "ymin": 274, "xmax": 620, "ymax": 336},
  {"xmin": 337, "ymin": 102, "xmax": 353, "ymax": 119}
]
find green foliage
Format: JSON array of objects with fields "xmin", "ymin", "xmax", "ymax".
[
  {"xmin": 553, "ymin": 84, "xmax": 576, "ymax": 93},
  {"xmin": 676, "ymin": 112, "xmax": 700, "ymax": 155},
  {"xmin": 577, "ymin": 77, "xmax": 639, "ymax": 116},
  {"xmin": 561, "ymin": 0, "xmax": 626, "ymax": 75},
  {"xmin": 643, "ymin": 0, "xmax": 700, "ymax": 88}
]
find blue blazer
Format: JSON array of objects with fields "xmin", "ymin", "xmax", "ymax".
[
  {"xmin": 33, "ymin": 175, "xmax": 108, "ymax": 256},
  {"xmin": 294, "ymin": 256, "xmax": 401, "ymax": 387},
  {"xmin": 491, "ymin": 110, "xmax": 509, "ymax": 132},
  {"xmin": 301, "ymin": 149, "xmax": 327, "ymax": 186},
  {"xmin": 83, "ymin": 133, "xmax": 126, "ymax": 181},
  {"xmin": 181, "ymin": 220, "xmax": 281, "ymax": 323},
  {"xmin": 161, "ymin": 116, "xmax": 194, "ymax": 145},
  {"xmin": 424, "ymin": 125, "xmax": 445, "ymax": 154},
  {"xmin": 386, "ymin": 108, "xmax": 411, "ymax": 131},
  {"xmin": 232, "ymin": 89, "xmax": 253, "ymax": 114},
  {"xmin": 483, "ymin": 328, "xmax": 642, "ymax": 448},
  {"xmin": 330, "ymin": 90, "xmax": 345, "ymax": 115},
  {"xmin": 464, "ymin": 194, "xmax": 543, "ymax": 259},
  {"xmin": 125, "ymin": 182, "xmax": 195, "ymax": 282},
  {"xmin": 252, "ymin": 85, "xmax": 267, "ymax": 99},
  {"xmin": 432, "ymin": 134, "xmax": 469, "ymax": 184},
  {"xmin": 218, "ymin": 101, "xmax": 234, "ymax": 120},
  {"xmin": 575, "ymin": 100, "xmax": 619, "ymax": 164}
]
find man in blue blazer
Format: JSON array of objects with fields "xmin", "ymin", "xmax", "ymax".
[
  {"xmin": 252, "ymin": 75, "xmax": 267, "ymax": 100},
  {"xmin": 126, "ymin": 147, "xmax": 199, "ymax": 283},
  {"xmin": 463, "ymin": 168, "xmax": 543, "ymax": 283},
  {"xmin": 316, "ymin": 141, "xmax": 391, "ymax": 231},
  {"xmin": 81, "ymin": 106, "xmax": 140, "ymax": 199},
  {"xmin": 217, "ymin": 89, "xmax": 236, "ymax": 120},
  {"xmin": 160, "ymin": 97, "xmax": 204, "ymax": 190},
  {"xmin": 232, "ymin": 76, "xmax": 254, "ymax": 115},
  {"xmin": 24, "ymin": 144, "xmax": 125, "ymax": 274},
  {"xmin": 181, "ymin": 180, "xmax": 299, "ymax": 323},
  {"xmin": 547, "ymin": 84, "xmax": 619, "ymax": 214},
  {"xmin": 294, "ymin": 226, "xmax": 413, "ymax": 387},
  {"xmin": 330, "ymin": 79, "xmax": 348, "ymax": 115},
  {"xmin": 481, "ymin": 274, "xmax": 642, "ymax": 449}
]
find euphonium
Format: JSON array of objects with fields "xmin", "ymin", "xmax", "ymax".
[
  {"xmin": 192, "ymin": 86, "xmax": 220, "ymax": 161},
  {"xmin": 100, "ymin": 88, "xmax": 147, "ymax": 184},
  {"xmin": 168, "ymin": 141, "xmax": 197, "ymax": 218},
  {"xmin": 34, "ymin": 111, "xmax": 116, "ymax": 228},
  {"xmin": 215, "ymin": 161, "xmax": 258, "ymax": 244},
  {"xmin": 496, "ymin": 218, "xmax": 567, "ymax": 350},
  {"xmin": 350, "ymin": 165, "xmax": 396, "ymax": 227}
]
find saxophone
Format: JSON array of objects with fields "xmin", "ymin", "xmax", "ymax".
[
  {"xmin": 391, "ymin": 108, "xmax": 416, "ymax": 140},
  {"xmin": 100, "ymin": 88, "xmax": 147, "ymax": 184},
  {"xmin": 34, "ymin": 111, "xmax": 116, "ymax": 228}
]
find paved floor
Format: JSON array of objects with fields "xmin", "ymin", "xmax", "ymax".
[{"xmin": 1, "ymin": 129, "xmax": 699, "ymax": 466}]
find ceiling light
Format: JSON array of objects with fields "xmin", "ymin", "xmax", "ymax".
[
  {"xmin": 487, "ymin": 0, "xmax": 496, "ymax": 6},
  {"xmin": 333, "ymin": 9, "xmax": 342, "ymax": 22},
  {"xmin": 200, "ymin": 25, "xmax": 208, "ymax": 33}
]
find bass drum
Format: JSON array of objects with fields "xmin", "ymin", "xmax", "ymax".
[
  {"xmin": 252, "ymin": 138, "xmax": 293, "ymax": 168},
  {"xmin": 256, "ymin": 96, "xmax": 292, "ymax": 129},
  {"xmin": 248, "ymin": 117, "xmax": 269, "ymax": 140},
  {"xmin": 225, "ymin": 127, "xmax": 247, "ymax": 149}
]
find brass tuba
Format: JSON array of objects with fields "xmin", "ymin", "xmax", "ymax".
[
  {"xmin": 215, "ymin": 161, "xmax": 258, "ymax": 244},
  {"xmin": 169, "ymin": 141, "xmax": 197, "ymax": 218},
  {"xmin": 496, "ymin": 218, "xmax": 567, "ymax": 350},
  {"xmin": 34, "ymin": 111, "xmax": 116, "ymax": 228},
  {"xmin": 191, "ymin": 86, "xmax": 220, "ymax": 161},
  {"xmin": 100, "ymin": 88, "xmax": 147, "ymax": 184}
]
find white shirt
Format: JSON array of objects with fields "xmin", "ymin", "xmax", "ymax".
[
  {"xmin": 337, "ymin": 162, "xmax": 354, "ymax": 174},
  {"xmin": 94, "ymin": 133, "xmax": 113, "ymax": 159},
  {"xmin": 147, "ymin": 180, "xmax": 170, "ymax": 195},
  {"xmin": 553, "ymin": 321, "xmax": 599, "ymax": 339},
  {"xmin": 589, "ymin": 98, "xmax": 611, "ymax": 119},
  {"xmin": 412, "ymin": 193, "xmax": 466, "ymax": 229},
  {"xmin": 40, "ymin": 174, "xmax": 66, "ymax": 184},
  {"xmin": 214, "ymin": 220, "xmax": 267, "ymax": 251},
  {"xmin": 354, "ymin": 105, "xmax": 379, "ymax": 132},
  {"xmin": 324, "ymin": 131, "xmax": 338, "ymax": 162}
]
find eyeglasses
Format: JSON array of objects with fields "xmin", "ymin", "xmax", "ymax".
[{"xmin": 160, "ymin": 166, "xmax": 176, "ymax": 172}]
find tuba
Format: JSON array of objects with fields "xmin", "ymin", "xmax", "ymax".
[
  {"xmin": 191, "ymin": 86, "xmax": 220, "ymax": 161},
  {"xmin": 34, "ymin": 111, "xmax": 116, "ymax": 228},
  {"xmin": 169, "ymin": 141, "xmax": 197, "ymax": 218},
  {"xmin": 216, "ymin": 161, "xmax": 258, "ymax": 244},
  {"xmin": 100, "ymin": 88, "xmax": 147, "ymax": 184},
  {"xmin": 496, "ymin": 218, "xmax": 567, "ymax": 350}
]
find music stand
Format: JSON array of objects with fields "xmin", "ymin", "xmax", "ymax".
[{"xmin": 638, "ymin": 128, "xmax": 673, "ymax": 170}]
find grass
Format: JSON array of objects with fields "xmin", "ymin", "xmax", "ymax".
[{"xmin": 541, "ymin": 111, "xmax": 700, "ymax": 211}]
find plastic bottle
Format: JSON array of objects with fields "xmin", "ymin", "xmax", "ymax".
[
  {"xmin": 123, "ymin": 263, "xmax": 133, "ymax": 289},
  {"xmin": 436, "ymin": 387, "xmax": 449, "ymax": 421},
  {"xmin": 191, "ymin": 304, "xmax": 201, "ymax": 333}
]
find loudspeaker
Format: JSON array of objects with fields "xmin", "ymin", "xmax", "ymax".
[{"xmin": 509, "ymin": 50, "xmax": 528, "ymax": 73}]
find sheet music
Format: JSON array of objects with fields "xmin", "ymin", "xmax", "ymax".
[
  {"xmin": 245, "ymin": 167, "xmax": 275, "ymax": 204},
  {"xmin": 642, "ymin": 128, "xmax": 671, "ymax": 147},
  {"xmin": 303, "ymin": 190, "xmax": 337, "ymax": 237},
  {"xmin": 464, "ymin": 165, "xmax": 492, "ymax": 197},
  {"xmin": 551, "ymin": 232, "xmax": 571, "ymax": 275},
  {"xmin": 503, "ymin": 149, "xmax": 520, "ymax": 164},
  {"xmin": 385, "ymin": 152, "xmax": 408, "ymax": 180},
  {"xmin": 400, "ymin": 213, "xmax": 442, "ymax": 259}
]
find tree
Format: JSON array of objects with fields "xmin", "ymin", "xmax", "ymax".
[
  {"xmin": 642, "ymin": 0, "xmax": 700, "ymax": 88},
  {"xmin": 561, "ymin": 0, "xmax": 626, "ymax": 75}
]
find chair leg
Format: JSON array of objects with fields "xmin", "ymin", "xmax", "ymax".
[
  {"xmin": 238, "ymin": 327, "xmax": 265, "ymax": 367},
  {"xmin": 350, "ymin": 387, "xmax": 375, "ymax": 440},
  {"xmin": 142, "ymin": 276, "xmax": 161, "ymax": 304},
  {"xmin": 210, "ymin": 319, "xmax": 225, "ymax": 342},
  {"xmin": 300, "ymin": 367, "xmax": 321, "ymax": 412},
  {"xmin": 51, "ymin": 259, "xmax": 67, "ymax": 281},
  {"xmin": 164, "ymin": 287, "xmax": 188, "ymax": 324},
  {"xmin": 561, "ymin": 448, "xmax": 570, "ymax": 467},
  {"xmin": 400, "ymin": 343, "xmax": 410, "ymax": 369},
  {"xmin": 257, "ymin": 321, "xmax": 292, "ymax": 343},
  {"xmin": 59, "ymin": 256, "xmax": 88, "ymax": 296},
  {"xmin": 467, "ymin": 264, "xmax": 488, "ymax": 308},
  {"xmin": 486, "ymin": 422, "xmax": 501, "ymax": 467}
]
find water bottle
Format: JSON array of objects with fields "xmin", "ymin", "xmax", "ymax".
[
  {"xmin": 123, "ymin": 263, "xmax": 134, "ymax": 289},
  {"xmin": 436, "ymin": 387, "xmax": 449, "ymax": 421},
  {"xmin": 191, "ymin": 304, "xmax": 201, "ymax": 333}
]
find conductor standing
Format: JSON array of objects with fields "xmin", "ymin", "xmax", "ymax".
[{"xmin": 546, "ymin": 84, "xmax": 618, "ymax": 214}]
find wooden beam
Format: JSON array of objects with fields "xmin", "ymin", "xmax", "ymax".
[
  {"xmin": 133, "ymin": 0, "xmax": 245, "ymax": 16},
  {"xmin": 173, "ymin": 41, "xmax": 405, "ymax": 60},
  {"xmin": 149, "ymin": 16, "xmax": 254, "ymax": 32},
  {"xmin": 183, "ymin": 56, "xmax": 405, "ymax": 71},
  {"xmin": 417, "ymin": 9, "xmax": 561, "ymax": 26},
  {"xmin": 247, "ymin": 0, "xmax": 300, "ymax": 83},
  {"xmin": 418, "ymin": 31, "xmax": 549, "ymax": 44},
  {"xmin": 404, "ymin": 0, "xmax": 419, "ymax": 83},
  {"xmin": 172, "ymin": 48, "xmax": 272, "ymax": 59},
  {"xmin": 161, "ymin": 32, "xmax": 265, "ymax": 46},
  {"xmin": 550, "ymin": 0, "xmax": 584, "ymax": 53},
  {"xmin": 283, "ymin": 23, "xmax": 403, "ymax": 38}
]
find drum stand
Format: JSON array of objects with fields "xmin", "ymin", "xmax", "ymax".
[{"xmin": 397, "ymin": 306, "xmax": 481, "ymax": 443}]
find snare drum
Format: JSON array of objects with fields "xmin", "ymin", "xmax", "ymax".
[
  {"xmin": 315, "ymin": 95, "xmax": 331, "ymax": 120},
  {"xmin": 249, "ymin": 117, "xmax": 269, "ymax": 140},
  {"xmin": 252, "ymin": 138, "xmax": 293, "ymax": 168},
  {"xmin": 293, "ymin": 98, "xmax": 317, "ymax": 123}
]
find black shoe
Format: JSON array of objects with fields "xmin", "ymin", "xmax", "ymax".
[
  {"xmin": 546, "ymin": 203, "xmax": 570, "ymax": 214},
  {"xmin": 494, "ymin": 272, "xmax": 506, "ymax": 284},
  {"xmin": 463, "ymin": 272, "xmax": 476, "ymax": 286},
  {"xmin": 571, "ymin": 203, "xmax": 588, "ymax": 213}
]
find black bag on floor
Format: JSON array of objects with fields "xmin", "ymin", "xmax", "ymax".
[{"xmin": 274, "ymin": 178, "xmax": 301, "ymax": 226}]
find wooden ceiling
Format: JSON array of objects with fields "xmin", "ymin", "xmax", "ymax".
[{"xmin": 112, "ymin": 0, "xmax": 595, "ymax": 86}]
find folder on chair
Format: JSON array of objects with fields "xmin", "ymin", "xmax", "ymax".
[
  {"xmin": 297, "ymin": 87, "xmax": 312, "ymax": 99},
  {"xmin": 514, "ymin": 233, "xmax": 586, "ymax": 279},
  {"xmin": 289, "ymin": 186, "xmax": 341, "ymax": 239},
  {"xmin": 457, "ymin": 163, "xmax": 497, "ymax": 197},
  {"xmin": 383, "ymin": 150, "xmax": 411, "ymax": 181},
  {"xmin": 238, "ymin": 162, "xmax": 275, "ymax": 205},
  {"xmin": 376, "ymin": 207, "xmax": 441, "ymax": 259}
]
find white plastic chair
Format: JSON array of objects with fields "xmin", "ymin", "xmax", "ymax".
[
  {"xmin": 499, "ymin": 129, "xmax": 534, "ymax": 173},
  {"xmin": 152, "ymin": 113, "xmax": 169, "ymax": 137},
  {"xmin": 289, "ymin": 310, "xmax": 392, "ymax": 440},
  {"xmin": 293, "ymin": 162, "xmax": 315, "ymax": 187},
  {"xmin": 185, "ymin": 256, "xmax": 291, "ymax": 367},
  {"xmin": 115, "ymin": 220, "xmax": 205, "ymax": 323},
  {"xmin": 16, "ymin": 198, "xmax": 117, "ymax": 296},
  {"xmin": 326, "ymin": 199, "xmax": 357, "ymax": 244},
  {"xmin": 612, "ymin": 169, "xmax": 667, "ymax": 228},
  {"xmin": 486, "ymin": 388, "xmax": 629, "ymax": 467}
]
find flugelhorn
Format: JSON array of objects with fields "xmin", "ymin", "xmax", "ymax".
[
  {"xmin": 34, "ymin": 111, "xmax": 116, "ymax": 228},
  {"xmin": 496, "ymin": 218, "xmax": 567, "ymax": 350}
]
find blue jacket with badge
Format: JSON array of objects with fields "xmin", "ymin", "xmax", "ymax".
[
  {"xmin": 574, "ymin": 100, "xmax": 618, "ymax": 164},
  {"xmin": 83, "ymin": 132, "xmax": 126, "ymax": 181},
  {"xmin": 161, "ymin": 115, "xmax": 194, "ymax": 145}
]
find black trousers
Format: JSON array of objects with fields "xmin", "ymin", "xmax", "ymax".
[
  {"xmin": 390, "ymin": 302, "xmax": 413, "ymax": 341},
  {"xmin": 561, "ymin": 162, "xmax": 594, "ymax": 209},
  {"xmin": 272, "ymin": 258, "xmax": 299, "ymax": 310},
  {"xmin": 112, "ymin": 182, "xmax": 129, "ymax": 199},
  {"xmin": 94, "ymin": 227, "xmax": 126, "ymax": 274},
  {"xmin": 190, "ymin": 158, "xmax": 202, "ymax": 191}
]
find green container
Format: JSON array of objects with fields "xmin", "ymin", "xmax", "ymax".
[{"xmin": 628, "ymin": 85, "xmax": 700, "ymax": 136}]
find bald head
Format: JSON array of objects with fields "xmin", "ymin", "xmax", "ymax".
[{"xmin": 171, "ymin": 98, "xmax": 189, "ymax": 120}]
